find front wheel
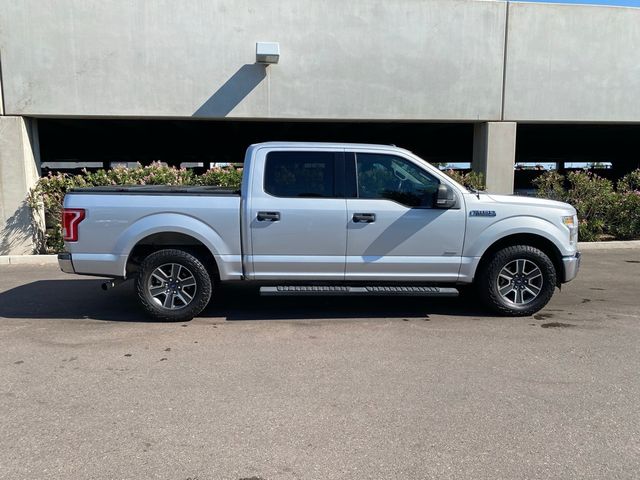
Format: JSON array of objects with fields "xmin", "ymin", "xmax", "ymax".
[
  {"xmin": 135, "ymin": 249, "xmax": 212, "ymax": 321},
  {"xmin": 478, "ymin": 245, "xmax": 557, "ymax": 316}
]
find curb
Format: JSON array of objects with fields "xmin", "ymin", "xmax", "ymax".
[
  {"xmin": 578, "ymin": 240, "xmax": 640, "ymax": 250},
  {"xmin": 0, "ymin": 255, "xmax": 58, "ymax": 265}
]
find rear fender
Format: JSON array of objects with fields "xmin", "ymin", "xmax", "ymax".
[{"xmin": 115, "ymin": 213, "xmax": 238, "ymax": 279}]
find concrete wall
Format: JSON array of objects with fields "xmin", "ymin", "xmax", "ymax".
[
  {"xmin": 0, "ymin": 117, "xmax": 42, "ymax": 255},
  {"xmin": 0, "ymin": 0, "xmax": 506, "ymax": 120},
  {"xmin": 504, "ymin": 3, "xmax": 640, "ymax": 122},
  {"xmin": 3, "ymin": 1, "xmax": 640, "ymax": 122},
  {"xmin": 1, "ymin": 0, "xmax": 639, "ymax": 252}
]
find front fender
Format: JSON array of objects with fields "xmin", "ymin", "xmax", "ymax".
[{"xmin": 464, "ymin": 215, "xmax": 574, "ymax": 258}]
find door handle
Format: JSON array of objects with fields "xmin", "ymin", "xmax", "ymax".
[
  {"xmin": 353, "ymin": 213, "xmax": 376, "ymax": 223},
  {"xmin": 257, "ymin": 211, "xmax": 281, "ymax": 222}
]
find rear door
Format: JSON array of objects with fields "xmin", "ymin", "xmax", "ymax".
[
  {"xmin": 248, "ymin": 149, "xmax": 348, "ymax": 280},
  {"xmin": 345, "ymin": 151, "xmax": 466, "ymax": 282}
]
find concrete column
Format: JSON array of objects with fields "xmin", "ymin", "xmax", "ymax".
[
  {"xmin": 0, "ymin": 116, "xmax": 43, "ymax": 255},
  {"xmin": 472, "ymin": 122, "xmax": 517, "ymax": 194},
  {"xmin": 0, "ymin": 54, "xmax": 4, "ymax": 115}
]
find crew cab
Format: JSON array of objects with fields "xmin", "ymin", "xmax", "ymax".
[{"xmin": 58, "ymin": 142, "xmax": 581, "ymax": 320}]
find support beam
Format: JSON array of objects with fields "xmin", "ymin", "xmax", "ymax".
[
  {"xmin": 0, "ymin": 52, "xmax": 4, "ymax": 115},
  {"xmin": 0, "ymin": 116, "xmax": 43, "ymax": 255},
  {"xmin": 472, "ymin": 122, "xmax": 517, "ymax": 194}
]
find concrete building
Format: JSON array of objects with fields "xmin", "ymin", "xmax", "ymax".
[{"xmin": 1, "ymin": 0, "xmax": 639, "ymax": 254}]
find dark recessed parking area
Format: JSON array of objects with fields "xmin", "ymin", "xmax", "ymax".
[
  {"xmin": 516, "ymin": 124, "xmax": 640, "ymax": 173},
  {"xmin": 37, "ymin": 119, "xmax": 474, "ymax": 168},
  {"xmin": 37, "ymin": 119, "xmax": 640, "ymax": 191}
]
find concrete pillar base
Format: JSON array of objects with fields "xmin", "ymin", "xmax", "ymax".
[
  {"xmin": 0, "ymin": 116, "xmax": 44, "ymax": 255},
  {"xmin": 472, "ymin": 122, "xmax": 517, "ymax": 194}
]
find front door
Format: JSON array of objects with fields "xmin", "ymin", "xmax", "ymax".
[
  {"xmin": 345, "ymin": 152, "xmax": 465, "ymax": 282},
  {"xmin": 249, "ymin": 149, "xmax": 347, "ymax": 280}
]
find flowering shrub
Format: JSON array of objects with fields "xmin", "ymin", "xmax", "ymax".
[
  {"xmin": 29, "ymin": 163, "xmax": 242, "ymax": 253},
  {"xmin": 533, "ymin": 169, "xmax": 640, "ymax": 242},
  {"xmin": 609, "ymin": 173, "xmax": 640, "ymax": 240},
  {"xmin": 617, "ymin": 169, "xmax": 640, "ymax": 194},
  {"xmin": 28, "ymin": 164, "xmax": 640, "ymax": 252},
  {"xmin": 443, "ymin": 169, "xmax": 486, "ymax": 191},
  {"xmin": 195, "ymin": 167, "xmax": 243, "ymax": 187},
  {"xmin": 563, "ymin": 171, "xmax": 615, "ymax": 242},
  {"xmin": 531, "ymin": 170, "xmax": 565, "ymax": 202},
  {"xmin": 81, "ymin": 163, "xmax": 196, "ymax": 186}
]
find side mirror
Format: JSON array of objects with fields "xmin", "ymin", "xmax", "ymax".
[{"xmin": 435, "ymin": 184, "xmax": 457, "ymax": 209}]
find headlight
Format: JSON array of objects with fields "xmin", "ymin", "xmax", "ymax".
[
  {"xmin": 562, "ymin": 215, "xmax": 578, "ymax": 243},
  {"xmin": 562, "ymin": 215, "xmax": 575, "ymax": 228}
]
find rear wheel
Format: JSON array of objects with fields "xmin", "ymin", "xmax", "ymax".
[
  {"xmin": 478, "ymin": 245, "xmax": 556, "ymax": 316},
  {"xmin": 136, "ymin": 249, "xmax": 212, "ymax": 321}
]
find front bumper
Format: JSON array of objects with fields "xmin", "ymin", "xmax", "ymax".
[
  {"xmin": 58, "ymin": 253, "xmax": 75, "ymax": 274},
  {"xmin": 562, "ymin": 251, "xmax": 581, "ymax": 283}
]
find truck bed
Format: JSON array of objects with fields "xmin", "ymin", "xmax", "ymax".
[
  {"xmin": 63, "ymin": 187, "xmax": 242, "ymax": 278},
  {"xmin": 70, "ymin": 185, "xmax": 240, "ymax": 195}
]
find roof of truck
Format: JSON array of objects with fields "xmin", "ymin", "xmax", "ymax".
[{"xmin": 249, "ymin": 141, "xmax": 411, "ymax": 152}]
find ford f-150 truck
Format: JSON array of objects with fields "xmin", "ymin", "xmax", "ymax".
[{"xmin": 58, "ymin": 142, "xmax": 581, "ymax": 321}]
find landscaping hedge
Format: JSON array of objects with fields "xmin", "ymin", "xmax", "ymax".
[
  {"xmin": 28, "ymin": 164, "xmax": 639, "ymax": 253},
  {"xmin": 533, "ymin": 169, "xmax": 640, "ymax": 242},
  {"xmin": 28, "ymin": 163, "xmax": 242, "ymax": 253}
]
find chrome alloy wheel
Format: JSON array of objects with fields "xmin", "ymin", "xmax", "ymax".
[
  {"xmin": 147, "ymin": 263, "xmax": 197, "ymax": 310},
  {"xmin": 496, "ymin": 259, "xmax": 543, "ymax": 306}
]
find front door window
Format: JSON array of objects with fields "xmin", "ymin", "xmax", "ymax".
[{"xmin": 356, "ymin": 153, "xmax": 440, "ymax": 207}]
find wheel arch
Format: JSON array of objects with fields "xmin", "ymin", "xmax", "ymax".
[
  {"xmin": 475, "ymin": 233, "xmax": 564, "ymax": 285},
  {"xmin": 126, "ymin": 232, "xmax": 219, "ymax": 281},
  {"xmin": 113, "ymin": 212, "xmax": 238, "ymax": 279}
]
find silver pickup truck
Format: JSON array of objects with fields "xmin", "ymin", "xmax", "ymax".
[{"xmin": 58, "ymin": 142, "xmax": 580, "ymax": 321}]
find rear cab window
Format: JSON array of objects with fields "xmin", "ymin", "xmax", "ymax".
[{"xmin": 264, "ymin": 151, "xmax": 341, "ymax": 198}]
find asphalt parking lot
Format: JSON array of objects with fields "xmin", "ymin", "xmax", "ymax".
[{"xmin": 1, "ymin": 248, "xmax": 639, "ymax": 480}]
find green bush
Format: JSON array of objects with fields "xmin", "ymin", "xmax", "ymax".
[
  {"xmin": 617, "ymin": 170, "xmax": 640, "ymax": 194},
  {"xmin": 29, "ymin": 163, "xmax": 242, "ymax": 253},
  {"xmin": 443, "ymin": 169, "xmax": 486, "ymax": 191},
  {"xmin": 564, "ymin": 171, "xmax": 615, "ymax": 242},
  {"xmin": 81, "ymin": 162, "xmax": 196, "ymax": 186},
  {"xmin": 531, "ymin": 170, "xmax": 565, "ymax": 202},
  {"xmin": 195, "ymin": 167, "xmax": 243, "ymax": 187},
  {"xmin": 28, "ymin": 164, "xmax": 640, "ymax": 252},
  {"xmin": 609, "ymin": 170, "xmax": 640, "ymax": 240},
  {"xmin": 533, "ymin": 169, "xmax": 640, "ymax": 242}
]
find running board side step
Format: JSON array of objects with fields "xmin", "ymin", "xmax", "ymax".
[{"xmin": 260, "ymin": 286, "xmax": 459, "ymax": 297}]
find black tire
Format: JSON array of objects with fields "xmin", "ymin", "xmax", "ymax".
[
  {"xmin": 135, "ymin": 249, "xmax": 212, "ymax": 322},
  {"xmin": 477, "ymin": 245, "xmax": 556, "ymax": 316},
  {"xmin": 456, "ymin": 284, "xmax": 478, "ymax": 301}
]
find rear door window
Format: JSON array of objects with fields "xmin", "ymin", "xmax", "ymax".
[{"xmin": 264, "ymin": 151, "xmax": 337, "ymax": 198}]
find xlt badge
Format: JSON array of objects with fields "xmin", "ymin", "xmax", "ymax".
[{"xmin": 470, "ymin": 210, "xmax": 496, "ymax": 217}]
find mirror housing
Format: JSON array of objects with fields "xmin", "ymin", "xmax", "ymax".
[{"xmin": 435, "ymin": 184, "xmax": 457, "ymax": 209}]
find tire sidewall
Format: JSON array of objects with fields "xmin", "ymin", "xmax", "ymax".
[
  {"xmin": 136, "ymin": 249, "xmax": 212, "ymax": 321},
  {"xmin": 481, "ymin": 246, "xmax": 556, "ymax": 316}
]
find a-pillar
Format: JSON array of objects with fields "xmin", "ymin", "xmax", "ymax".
[
  {"xmin": 472, "ymin": 122, "xmax": 517, "ymax": 194},
  {"xmin": 0, "ymin": 116, "xmax": 43, "ymax": 255}
]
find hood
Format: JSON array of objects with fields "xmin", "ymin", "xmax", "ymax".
[{"xmin": 485, "ymin": 194, "xmax": 575, "ymax": 212}]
